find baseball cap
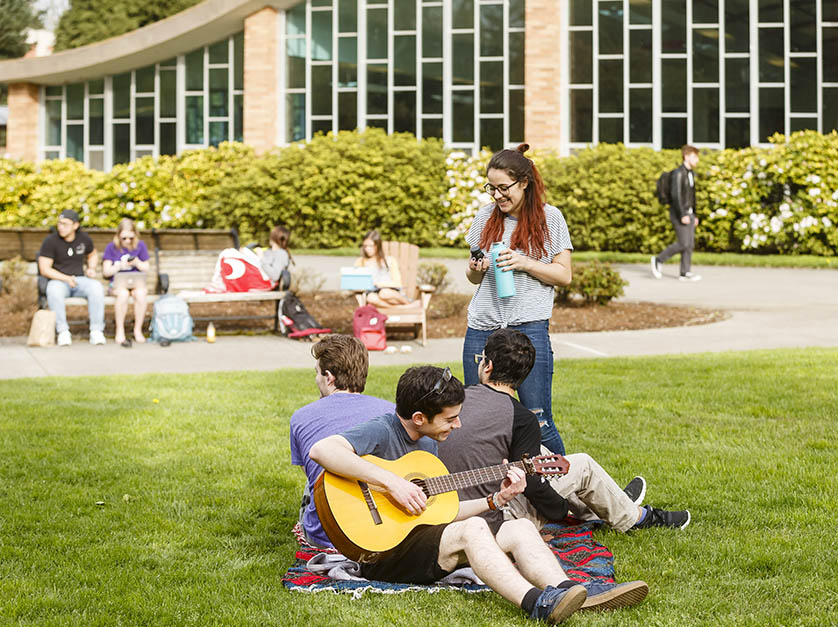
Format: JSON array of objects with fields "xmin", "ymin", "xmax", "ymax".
[{"xmin": 59, "ymin": 209, "xmax": 80, "ymax": 222}]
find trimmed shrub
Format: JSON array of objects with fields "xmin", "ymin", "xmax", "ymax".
[{"xmin": 555, "ymin": 260, "xmax": 627, "ymax": 305}]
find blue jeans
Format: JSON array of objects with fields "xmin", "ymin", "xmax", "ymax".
[
  {"xmin": 462, "ymin": 321, "xmax": 566, "ymax": 455},
  {"xmin": 46, "ymin": 277, "xmax": 105, "ymax": 334}
]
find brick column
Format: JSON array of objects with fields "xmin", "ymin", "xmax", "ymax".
[
  {"xmin": 524, "ymin": 0, "xmax": 563, "ymax": 151},
  {"xmin": 243, "ymin": 6, "xmax": 279, "ymax": 153},
  {"xmin": 6, "ymin": 83, "xmax": 40, "ymax": 162}
]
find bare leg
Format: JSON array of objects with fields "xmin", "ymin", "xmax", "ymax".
[
  {"xmin": 495, "ymin": 518, "xmax": 568, "ymax": 589},
  {"xmin": 132, "ymin": 287, "xmax": 147, "ymax": 342},
  {"xmin": 114, "ymin": 288, "xmax": 129, "ymax": 343},
  {"xmin": 377, "ymin": 287, "xmax": 410, "ymax": 306}
]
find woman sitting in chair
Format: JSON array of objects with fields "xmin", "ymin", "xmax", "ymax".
[{"xmin": 355, "ymin": 230, "xmax": 411, "ymax": 307}]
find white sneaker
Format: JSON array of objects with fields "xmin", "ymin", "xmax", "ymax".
[
  {"xmin": 650, "ymin": 256, "xmax": 662, "ymax": 279},
  {"xmin": 90, "ymin": 331, "xmax": 107, "ymax": 345},
  {"xmin": 679, "ymin": 272, "xmax": 702, "ymax": 282},
  {"xmin": 57, "ymin": 330, "xmax": 72, "ymax": 346}
]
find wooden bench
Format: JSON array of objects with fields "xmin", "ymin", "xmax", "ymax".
[{"xmin": 0, "ymin": 227, "xmax": 287, "ymax": 332}]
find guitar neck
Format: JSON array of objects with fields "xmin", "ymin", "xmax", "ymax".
[{"xmin": 422, "ymin": 461, "xmax": 526, "ymax": 496}]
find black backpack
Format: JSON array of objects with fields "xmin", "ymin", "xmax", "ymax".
[
  {"xmin": 278, "ymin": 292, "xmax": 331, "ymax": 340},
  {"xmin": 656, "ymin": 169, "xmax": 675, "ymax": 206}
]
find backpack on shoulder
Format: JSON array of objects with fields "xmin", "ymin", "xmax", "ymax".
[
  {"xmin": 353, "ymin": 304, "xmax": 387, "ymax": 351},
  {"xmin": 150, "ymin": 294, "xmax": 195, "ymax": 343},
  {"xmin": 279, "ymin": 292, "xmax": 331, "ymax": 340},
  {"xmin": 656, "ymin": 169, "xmax": 675, "ymax": 206}
]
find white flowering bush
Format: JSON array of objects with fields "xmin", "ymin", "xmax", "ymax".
[{"xmin": 439, "ymin": 148, "xmax": 493, "ymax": 244}]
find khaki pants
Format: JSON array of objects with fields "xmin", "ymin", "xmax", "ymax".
[{"xmin": 505, "ymin": 452, "xmax": 639, "ymax": 533}]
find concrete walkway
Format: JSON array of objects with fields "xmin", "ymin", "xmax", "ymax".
[{"xmin": 1, "ymin": 258, "xmax": 837, "ymax": 379}]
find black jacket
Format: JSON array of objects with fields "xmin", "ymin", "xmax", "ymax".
[{"xmin": 669, "ymin": 164, "xmax": 696, "ymax": 221}]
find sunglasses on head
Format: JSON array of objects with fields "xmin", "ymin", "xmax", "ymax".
[{"xmin": 417, "ymin": 367, "xmax": 452, "ymax": 403}]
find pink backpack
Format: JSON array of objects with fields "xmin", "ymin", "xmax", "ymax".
[{"xmin": 353, "ymin": 305, "xmax": 387, "ymax": 351}]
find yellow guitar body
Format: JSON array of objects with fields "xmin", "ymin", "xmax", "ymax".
[{"xmin": 314, "ymin": 450, "xmax": 460, "ymax": 559}]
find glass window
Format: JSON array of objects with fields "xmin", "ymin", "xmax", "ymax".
[
  {"xmin": 186, "ymin": 49, "xmax": 204, "ymax": 91},
  {"xmin": 480, "ymin": 61, "xmax": 503, "ymax": 114},
  {"xmin": 234, "ymin": 94, "xmax": 243, "ymax": 142},
  {"xmin": 312, "ymin": 11, "xmax": 333, "ymax": 60},
  {"xmin": 209, "ymin": 68, "xmax": 228, "ymax": 117},
  {"xmin": 234, "ymin": 32, "xmax": 244, "ymax": 90},
  {"xmin": 824, "ymin": 89, "xmax": 838, "ymax": 132},
  {"xmin": 339, "ymin": 0, "xmax": 357, "ymax": 33},
  {"xmin": 160, "ymin": 122, "xmax": 176, "ymax": 155},
  {"xmin": 629, "ymin": 0, "xmax": 652, "ymax": 24},
  {"xmin": 209, "ymin": 121, "xmax": 228, "ymax": 146},
  {"xmin": 67, "ymin": 125, "xmax": 84, "ymax": 161},
  {"xmin": 453, "ymin": 33, "xmax": 474, "ymax": 85},
  {"xmin": 159, "ymin": 57, "xmax": 176, "ymax": 68},
  {"xmin": 44, "ymin": 151, "xmax": 60, "ymax": 160},
  {"xmin": 509, "ymin": 0, "xmax": 524, "ymax": 28},
  {"xmin": 422, "ymin": 6, "xmax": 442, "ymax": 57},
  {"xmin": 725, "ymin": 0, "xmax": 749, "ymax": 52},
  {"xmin": 759, "ymin": 28, "xmax": 784, "ymax": 82},
  {"xmin": 662, "ymin": 0, "xmax": 686, "ymax": 53},
  {"xmin": 423, "ymin": 62, "xmax": 443, "ymax": 114},
  {"xmin": 45, "ymin": 85, "xmax": 62, "ymax": 97},
  {"xmin": 570, "ymin": 31, "xmax": 592, "ymax": 84},
  {"xmin": 599, "ymin": 60, "xmax": 623, "ymax": 113},
  {"xmin": 825, "ymin": 2, "xmax": 838, "ymax": 22},
  {"xmin": 789, "ymin": 118, "xmax": 817, "ymax": 132},
  {"xmin": 135, "ymin": 96, "xmax": 154, "ymax": 144},
  {"xmin": 570, "ymin": 90, "xmax": 593, "ymax": 142},
  {"xmin": 693, "ymin": 0, "xmax": 718, "ymax": 24},
  {"xmin": 662, "ymin": 117, "xmax": 686, "ymax": 148},
  {"xmin": 339, "ymin": 37, "xmax": 358, "ymax": 87},
  {"xmin": 367, "ymin": 63, "xmax": 387, "ymax": 115},
  {"xmin": 758, "ymin": 0, "xmax": 782, "ymax": 23},
  {"xmin": 160, "ymin": 70, "xmax": 177, "ymax": 118},
  {"xmin": 88, "ymin": 151, "xmax": 104, "ymax": 171},
  {"xmin": 66, "ymin": 83, "xmax": 84, "ymax": 120},
  {"xmin": 629, "ymin": 30, "xmax": 652, "ymax": 84},
  {"xmin": 509, "ymin": 89, "xmax": 524, "ymax": 142},
  {"xmin": 209, "ymin": 40, "xmax": 228, "ymax": 64},
  {"xmin": 570, "ymin": 0, "xmax": 592, "ymax": 26},
  {"xmin": 629, "ymin": 89, "xmax": 652, "ymax": 142},
  {"xmin": 422, "ymin": 118, "xmax": 443, "ymax": 139},
  {"xmin": 113, "ymin": 73, "xmax": 131, "ymax": 118},
  {"xmin": 759, "ymin": 87, "xmax": 784, "ymax": 141},
  {"xmin": 509, "ymin": 31, "xmax": 524, "ymax": 85},
  {"xmin": 480, "ymin": 4, "xmax": 503, "ymax": 57},
  {"xmin": 599, "ymin": 2, "xmax": 623, "ymax": 56},
  {"xmin": 394, "ymin": 0, "xmax": 415, "ymax": 31},
  {"xmin": 366, "ymin": 118, "xmax": 387, "ymax": 130},
  {"xmin": 662, "ymin": 58, "xmax": 686, "ymax": 112},
  {"xmin": 287, "ymin": 3, "xmax": 306, "ymax": 35},
  {"xmin": 693, "ymin": 29, "xmax": 719, "ymax": 83},
  {"xmin": 287, "ymin": 39, "xmax": 307, "ymax": 89},
  {"xmin": 725, "ymin": 58, "xmax": 750, "ymax": 112},
  {"xmin": 313, "ymin": 119, "xmax": 333, "ymax": 135},
  {"xmin": 338, "ymin": 91, "xmax": 357, "ymax": 130},
  {"xmin": 89, "ymin": 99, "xmax": 104, "ymax": 145},
  {"xmin": 136, "ymin": 65, "xmax": 155, "ymax": 93},
  {"xmin": 790, "ymin": 0, "xmax": 816, "ymax": 52},
  {"xmin": 312, "ymin": 66, "xmax": 333, "ymax": 115},
  {"xmin": 725, "ymin": 118, "xmax": 750, "ymax": 148},
  {"xmin": 88, "ymin": 79, "xmax": 104, "ymax": 95},
  {"xmin": 368, "ymin": 9, "xmax": 388, "ymax": 58},
  {"xmin": 113, "ymin": 123, "xmax": 130, "ymax": 164},
  {"xmin": 287, "ymin": 93, "xmax": 306, "ymax": 141},
  {"xmin": 599, "ymin": 117, "xmax": 623, "ymax": 143},
  {"xmin": 452, "ymin": 0, "xmax": 474, "ymax": 30},
  {"xmin": 480, "ymin": 118, "xmax": 503, "ymax": 151},
  {"xmin": 186, "ymin": 95, "xmax": 204, "ymax": 144},
  {"xmin": 824, "ymin": 29, "xmax": 838, "ymax": 83},
  {"xmin": 452, "ymin": 92, "xmax": 474, "ymax": 142},
  {"xmin": 394, "ymin": 35, "xmax": 416, "ymax": 87},
  {"xmin": 693, "ymin": 88, "xmax": 719, "ymax": 142},
  {"xmin": 790, "ymin": 58, "xmax": 816, "ymax": 113},
  {"xmin": 394, "ymin": 91, "xmax": 416, "ymax": 134}
]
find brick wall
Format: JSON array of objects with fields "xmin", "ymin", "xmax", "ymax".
[
  {"xmin": 524, "ymin": 0, "xmax": 563, "ymax": 150},
  {"xmin": 243, "ymin": 7, "xmax": 279, "ymax": 153},
  {"xmin": 6, "ymin": 83, "xmax": 39, "ymax": 161}
]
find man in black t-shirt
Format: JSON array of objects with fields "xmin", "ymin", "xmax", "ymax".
[{"xmin": 37, "ymin": 209, "xmax": 106, "ymax": 346}]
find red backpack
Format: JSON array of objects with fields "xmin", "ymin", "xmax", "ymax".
[{"xmin": 353, "ymin": 305, "xmax": 387, "ymax": 351}]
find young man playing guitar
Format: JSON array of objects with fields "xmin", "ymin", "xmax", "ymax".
[{"xmin": 310, "ymin": 366, "xmax": 646, "ymax": 623}]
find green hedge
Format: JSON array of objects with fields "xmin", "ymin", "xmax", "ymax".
[{"xmin": 2, "ymin": 129, "xmax": 837, "ymax": 255}]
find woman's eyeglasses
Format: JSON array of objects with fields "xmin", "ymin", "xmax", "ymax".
[
  {"xmin": 417, "ymin": 367, "xmax": 452, "ymax": 402},
  {"xmin": 483, "ymin": 180, "xmax": 521, "ymax": 196}
]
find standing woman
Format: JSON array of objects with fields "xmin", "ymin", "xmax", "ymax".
[
  {"xmin": 102, "ymin": 218, "xmax": 150, "ymax": 346},
  {"xmin": 463, "ymin": 144, "xmax": 573, "ymax": 454}
]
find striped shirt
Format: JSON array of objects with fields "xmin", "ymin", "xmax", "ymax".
[{"xmin": 466, "ymin": 203, "xmax": 573, "ymax": 329}]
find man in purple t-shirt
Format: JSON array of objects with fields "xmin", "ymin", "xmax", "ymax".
[{"xmin": 289, "ymin": 334, "xmax": 394, "ymax": 548}]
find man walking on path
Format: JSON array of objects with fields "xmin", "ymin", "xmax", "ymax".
[{"xmin": 651, "ymin": 145, "xmax": 702, "ymax": 282}]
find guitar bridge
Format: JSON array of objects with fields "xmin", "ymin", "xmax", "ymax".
[{"xmin": 358, "ymin": 481, "xmax": 383, "ymax": 525}]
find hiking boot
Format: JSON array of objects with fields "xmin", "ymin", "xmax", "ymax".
[
  {"xmin": 623, "ymin": 476, "xmax": 646, "ymax": 505},
  {"xmin": 529, "ymin": 583, "xmax": 587, "ymax": 624},
  {"xmin": 679, "ymin": 272, "xmax": 701, "ymax": 281},
  {"xmin": 580, "ymin": 580, "xmax": 649, "ymax": 611},
  {"xmin": 650, "ymin": 256, "xmax": 662, "ymax": 279},
  {"xmin": 57, "ymin": 330, "xmax": 72, "ymax": 346},
  {"xmin": 633, "ymin": 505, "xmax": 691, "ymax": 530}
]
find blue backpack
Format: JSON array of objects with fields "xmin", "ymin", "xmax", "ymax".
[{"xmin": 150, "ymin": 294, "xmax": 195, "ymax": 342}]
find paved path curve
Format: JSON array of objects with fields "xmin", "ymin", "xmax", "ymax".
[{"xmin": 1, "ymin": 258, "xmax": 836, "ymax": 379}]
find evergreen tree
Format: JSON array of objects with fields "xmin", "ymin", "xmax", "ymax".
[
  {"xmin": 54, "ymin": 0, "xmax": 200, "ymax": 51},
  {"xmin": 0, "ymin": 0, "xmax": 43, "ymax": 59}
]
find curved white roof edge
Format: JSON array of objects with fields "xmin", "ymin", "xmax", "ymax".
[{"xmin": 0, "ymin": 0, "xmax": 293, "ymax": 85}]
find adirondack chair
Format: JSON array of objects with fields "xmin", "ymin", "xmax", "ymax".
[{"xmin": 353, "ymin": 241, "xmax": 435, "ymax": 345}]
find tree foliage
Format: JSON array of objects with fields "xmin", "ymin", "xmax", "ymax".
[
  {"xmin": 54, "ymin": 0, "xmax": 200, "ymax": 51},
  {"xmin": 0, "ymin": 0, "xmax": 42, "ymax": 60}
]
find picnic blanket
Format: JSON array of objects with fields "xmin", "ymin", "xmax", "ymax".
[{"xmin": 282, "ymin": 519, "xmax": 614, "ymax": 597}]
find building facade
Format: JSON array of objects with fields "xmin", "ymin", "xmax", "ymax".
[{"xmin": 0, "ymin": 0, "xmax": 835, "ymax": 169}]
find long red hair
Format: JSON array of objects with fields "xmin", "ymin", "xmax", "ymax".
[{"xmin": 478, "ymin": 143, "xmax": 549, "ymax": 258}]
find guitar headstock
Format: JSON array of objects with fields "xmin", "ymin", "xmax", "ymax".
[{"xmin": 521, "ymin": 453, "xmax": 570, "ymax": 477}]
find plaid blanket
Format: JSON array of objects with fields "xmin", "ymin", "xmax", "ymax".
[{"xmin": 282, "ymin": 519, "xmax": 614, "ymax": 597}]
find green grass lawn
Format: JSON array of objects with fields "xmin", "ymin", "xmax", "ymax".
[{"xmin": 1, "ymin": 348, "xmax": 836, "ymax": 625}]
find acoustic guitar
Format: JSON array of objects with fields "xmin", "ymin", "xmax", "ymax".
[{"xmin": 313, "ymin": 449, "xmax": 569, "ymax": 561}]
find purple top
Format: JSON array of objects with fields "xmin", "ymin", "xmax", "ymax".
[
  {"xmin": 103, "ymin": 240, "xmax": 149, "ymax": 271},
  {"xmin": 290, "ymin": 392, "xmax": 394, "ymax": 547}
]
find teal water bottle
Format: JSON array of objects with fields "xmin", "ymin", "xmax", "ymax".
[{"xmin": 490, "ymin": 242, "xmax": 516, "ymax": 298}]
